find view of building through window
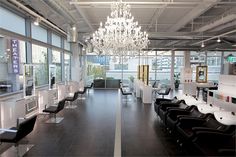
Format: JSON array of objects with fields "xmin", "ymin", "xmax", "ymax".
[{"xmin": 85, "ymin": 50, "xmax": 228, "ymax": 88}]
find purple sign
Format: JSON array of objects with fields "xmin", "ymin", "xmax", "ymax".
[{"xmin": 11, "ymin": 39, "xmax": 20, "ymax": 74}]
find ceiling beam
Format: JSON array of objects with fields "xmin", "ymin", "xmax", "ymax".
[{"xmin": 167, "ymin": 0, "xmax": 220, "ymax": 32}]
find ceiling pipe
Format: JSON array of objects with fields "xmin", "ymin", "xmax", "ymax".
[
  {"xmin": 192, "ymin": 29, "xmax": 236, "ymax": 46},
  {"xmin": 194, "ymin": 14, "xmax": 236, "ymax": 32},
  {"xmin": 8, "ymin": 0, "xmax": 66, "ymax": 36}
]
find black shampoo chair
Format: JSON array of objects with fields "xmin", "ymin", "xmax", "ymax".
[
  {"xmin": 176, "ymin": 114, "xmax": 235, "ymax": 145},
  {"xmin": 192, "ymin": 130, "xmax": 236, "ymax": 156}
]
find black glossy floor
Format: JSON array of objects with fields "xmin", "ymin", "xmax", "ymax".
[{"xmin": 20, "ymin": 89, "xmax": 189, "ymax": 156}]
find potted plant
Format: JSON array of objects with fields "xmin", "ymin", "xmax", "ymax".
[{"xmin": 174, "ymin": 73, "xmax": 180, "ymax": 89}]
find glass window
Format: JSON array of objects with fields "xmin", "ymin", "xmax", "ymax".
[
  {"xmin": 175, "ymin": 51, "xmax": 184, "ymax": 73},
  {"xmin": 207, "ymin": 51, "xmax": 222, "ymax": 82},
  {"xmin": 64, "ymin": 53, "xmax": 71, "ymax": 81},
  {"xmin": 52, "ymin": 33, "xmax": 61, "ymax": 48},
  {"xmin": 32, "ymin": 44, "xmax": 48, "ymax": 86},
  {"xmin": 31, "ymin": 24, "xmax": 47, "ymax": 43},
  {"xmin": 52, "ymin": 50, "xmax": 62, "ymax": 82},
  {"xmin": 87, "ymin": 55, "xmax": 107, "ymax": 80},
  {"xmin": 0, "ymin": 7, "xmax": 25, "ymax": 35},
  {"xmin": 0, "ymin": 36, "xmax": 26, "ymax": 95},
  {"xmin": 86, "ymin": 51, "xmax": 173, "ymax": 87},
  {"xmin": 64, "ymin": 39, "xmax": 71, "ymax": 51}
]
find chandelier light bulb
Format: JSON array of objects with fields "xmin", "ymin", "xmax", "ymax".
[{"xmin": 91, "ymin": 0, "xmax": 149, "ymax": 62}]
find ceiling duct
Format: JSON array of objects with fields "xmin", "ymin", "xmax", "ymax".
[
  {"xmin": 8, "ymin": 0, "xmax": 66, "ymax": 35},
  {"xmin": 41, "ymin": 0, "xmax": 77, "ymax": 24},
  {"xmin": 195, "ymin": 14, "xmax": 236, "ymax": 32}
]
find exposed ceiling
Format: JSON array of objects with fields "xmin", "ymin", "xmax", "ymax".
[{"xmin": 4, "ymin": 0, "xmax": 236, "ymax": 51}]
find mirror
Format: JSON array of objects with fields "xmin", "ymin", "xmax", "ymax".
[
  {"xmin": 196, "ymin": 66, "xmax": 208, "ymax": 83},
  {"xmin": 49, "ymin": 64, "xmax": 56, "ymax": 89},
  {"xmin": 23, "ymin": 64, "xmax": 35, "ymax": 97}
]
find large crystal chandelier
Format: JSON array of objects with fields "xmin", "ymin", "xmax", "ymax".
[{"xmin": 91, "ymin": 0, "xmax": 149, "ymax": 62}]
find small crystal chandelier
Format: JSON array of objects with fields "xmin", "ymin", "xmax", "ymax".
[{"xmin": 91, "ymin": 0, "xmax": 149, "ymax": 62}]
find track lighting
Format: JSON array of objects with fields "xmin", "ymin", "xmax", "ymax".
[
  {"xmin": 201, "ymin": 42, "xmax": 205, "ymax": 48},
  {"xmin": 34, "ymin": 17, "xmax": 40, "ymax": 26},
  {"xmin": 217, "ymin": 37, "xmax": 221, "ymax": 43}
]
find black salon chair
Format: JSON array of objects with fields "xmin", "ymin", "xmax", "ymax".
[
  {"xmin": 77, "ymin": 87, "xmax": 88, "ymax": 100},
  {"xmin": 157, "ymin": 87, "xmax": 171, "ymax": 98},
  {"xmin": 120, "ymin": 87, "xmax": 132, "ymax": 103},
  {"xmin": 43, "ymin": 99, "xmax": 66, "ymax": 123},
  {"xmin": 176, "ymin": 114, "xmax": 235, "ymax": 146},
  {"xmin": 65, "ymin": 91, "xmax": 79, "ymax": 108},
  {"xmin": 85, "ymin": 83, "xmax": 94, "ymax": 94},
  {"xmin": 0, "ymin": 115, "xmax": 37, "ymax": 144},
  {"xmin": 192, "ymin": 130, "xmax": 236, "ymax": 156}
]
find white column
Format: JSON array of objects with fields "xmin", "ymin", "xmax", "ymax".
[
  {"xmin": 71, "ymin": 43, "xmax": 81, "ymax": 82},
  {"xmin": 184, "ymin": 51, "xmax": 191, "ymax": 68},
  {"xmin": 170, "ymin": 51, "xmax": 175, "ymax": 89},
  {"xmin": 220, "ymin": 51, "xmax": 224, "ymax": 74}
]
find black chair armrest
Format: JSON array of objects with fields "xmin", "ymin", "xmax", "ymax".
[
  {"xmin": 0, "ymin": 128, "xmax": 17, "ymax": 133},
  {"xmin": 193, "ymin": 131, "xmax": 232, "ymax": 142},
  {"xmin": 192, "ymin": 127, "xmax": 227, "ymax": 133},
  {"xmin": 218, "ymin": 149, "xmax": 236, "ymax": 156},
  {"xmin": 179, "ymin": 116, "xmax": 205, "ymax": 121},
  {"xmin": 178, "ymin": 117, "xmax": 205, "ymax": 126},
  {"xmin": 156, "ymin": 98, "xmax": 172, "ymax": 102},
  {"xmin": 168, "ymin": 109, "xmax": 189, "ymax": 115},
  {"xmin": 160, "ymin": 104, "xmax": 180, "ymax": 109}
]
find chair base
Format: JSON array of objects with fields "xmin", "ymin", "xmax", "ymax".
[
  {"xmin": 77, "ymin": 97, "xmax": 86, "ymax": 100},
  {"xmin": 0, "ymin": 144, "xmax": 34, "ymax": 157},
  {"xmin": 65, "ymin": 105, "xmax": 77, "ymax": 109},
  {"xmin": 45, "ymin": 117, "xmax": 64, "ymax": 123}
]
